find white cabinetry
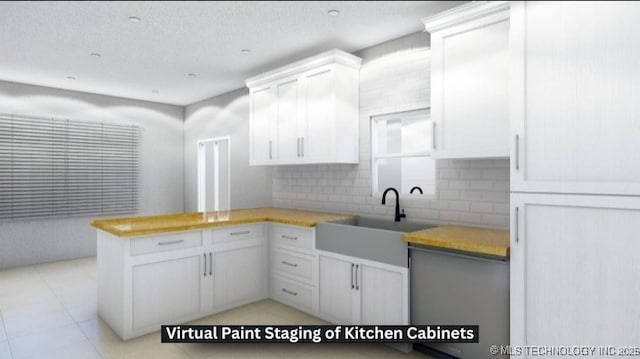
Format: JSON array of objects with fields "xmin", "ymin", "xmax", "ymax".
[
  {"xmin": 423, "ymin": 1, "xmax": 510, "ymax": 159},
  {"xmin": 211, "ymin": 224, "xmax": 267, "ymax": 312},
  {"xmin": 511, "ymin": 194, "xmax": 640, "ymax": 348},
  {"xmin": 510, "ymin": 1, "xmax": 640, "ymax": 195},
  {"xmin": 249, "ymin": 85, "xmax": 276, "ymax": 164},
  {"xmin": 131, "ymin": 254, "xmax": 205, "ymax": 331},
  {"xmin": 246, "ymin": 49, "xmax": 361, "ymax": 165},
  {"xmin": 97, "ymin": 223, "xmax": 267, "ymax": 340},
  {"xmin": 317, "ymin": 251, "xmax": 408, "ymax": 326},
  {"xmin": 509, "ymin": 1, "xmax": 640, "ymax": 351},
  {"xmin": 268, "ymin": 223, "xmax": 318, "ymax": 315}
]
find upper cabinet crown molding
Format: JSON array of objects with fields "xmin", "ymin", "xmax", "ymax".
[
  {"xmin": 421, "ymin": 1, "xmax": 510, "ymax": 33},
  {"xmin": 245, "ymin": 49, "xmax": 362, "ymax": 89},
  {"xmin": 425, "ymin": 0, "xmax": 510, "ymax": 159}
]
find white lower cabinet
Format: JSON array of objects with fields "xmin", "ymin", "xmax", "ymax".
[
  {"xmin": 131, "ymin": 254, "xmax": 207, "ymax": 332},
  {"xmin": 317, "ymin": 251, "xmax": 409, "ymax": 325},
  {"xmin": 318, "ymin": 255, "xmax": 354, "ymax": 323},
  {"xmin": 97, "ymin": 224, "xmax": 268, "ymax": 340},
  {"xmin": 268, "ymin": 223, "xmax": 319, "ymax": 316},
  {"xmin": 98, "ymin": 220, "xmax": 408, "ymax": 341},
  {"xmin": 511, "ymin": 194, "xmax": 640, "ymax": 349},
  {"xmin": 213, "ymin": 239, "xmax": 267, "ymax": 311}
]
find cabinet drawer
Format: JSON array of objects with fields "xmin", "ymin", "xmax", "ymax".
[
  {"xmin": 130, "ymin": 231, "xmax": 203, "ymax": 256},
  {"xmin": 212, "ymin": 223, "xmax": 264, "ymax": 243},
  {"xmin": 271, "ymin": 249, "xmax": 314, "ymax": 282},
  {"xmin": 271, "ymin": 224, "xmax": 313, "ymax": 250},
  {"xmin": 270, "ymin": 276, "xmax": 314, "ymax": 313}
]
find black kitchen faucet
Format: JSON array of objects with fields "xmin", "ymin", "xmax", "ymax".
[{"xmin": 381, "ymin": 187, "xmax": 406, "ymax": 222}]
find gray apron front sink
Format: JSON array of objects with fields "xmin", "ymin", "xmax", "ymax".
[{"xmin": 316, "ymin": 217, "xmax": 436, "ymax": 267}]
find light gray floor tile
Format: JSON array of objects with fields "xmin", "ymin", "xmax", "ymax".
[
  {"xmin": 0, "ymin": 312, "xmax": 7, "ymax": 343},
  {"xmin": 0, "ymin": 341, "xmax": 11, "ymax": 359},
  {"xmin": 0, "ymin": 258, "xmax": 433, "ymax": 359},
  {"xmin": 8, "ymin": 323, "xmax": 87, "ymax": 359},
  {"xmin": 2, "ymin": 304, "xmax": 75, "ymax": 339},
  {"xmin": 23, "ymin": 339, "xmax": 100, "ymax": 359}
]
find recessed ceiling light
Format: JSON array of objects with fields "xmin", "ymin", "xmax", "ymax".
[
  {"xmin": 90, "ymin": 53, "xmax": 101, "ymax": 58},
  {"xmin": 152, "ymin": 90, "xmax": 159, "ymax": 94},
  {"xmin": 67, "ymin": 76, "xmax": 76, "ymax": 80},
  {"xmin": 188, "ymin": 73, "xmax": 197, "ymax": 77},
  {"xmin": 328, "ymin": 9, "xmax": 340, "ymax": 16},
  {"xmin": 128, "ymin": 16, "xmax": 141, "ymax": 23},
  {"xmin": 241, "ymin": 49, "xmax": 251, "ymax": 55}
]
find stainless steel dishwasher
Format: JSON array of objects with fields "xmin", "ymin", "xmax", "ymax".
[{"xmin": 410, "ymin": 244, "xmax": 509, "ymax": 358}]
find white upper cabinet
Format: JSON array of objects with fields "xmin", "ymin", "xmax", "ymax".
[
  {"xmin": 249, "ymin": 84, "xmax": 276, "ymax": 164},
  {"xmin": 423, "ymin": 1, "xmax": 510, "ymax": 159},
  {"xmin": 510, "ymin": 1, "xmax": 640, "ymax": 195},
  {"xmin": 246, "ymin": 49, "xmax": 361, "ymax": 166}
]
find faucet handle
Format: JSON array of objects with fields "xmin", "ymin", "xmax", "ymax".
[{"xmin": 400, "ymin": 209, "xmax": 407, "ymax": 218}]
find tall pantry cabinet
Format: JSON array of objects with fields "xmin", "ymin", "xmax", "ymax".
[{"xmin": 509, "ymin": 1, "xmax": 640, "ymax": 350}]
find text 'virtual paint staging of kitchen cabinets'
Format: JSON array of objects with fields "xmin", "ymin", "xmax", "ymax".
[{"xmin": 0, "ymin": 1, "xmax": 639, "ymax": 359}]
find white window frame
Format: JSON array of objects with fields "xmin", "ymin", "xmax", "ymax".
[{"xmin": 370, "ymin": 107, "xmax": 434, "ymax": 197}]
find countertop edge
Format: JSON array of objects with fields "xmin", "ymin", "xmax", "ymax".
[
  {"xmin": 403, "ymin": 234, "xmax": 510, "ymax": 259},
  {"xmin": 91, "ymin": 209, "xmax": 357, "ymax": 237}
]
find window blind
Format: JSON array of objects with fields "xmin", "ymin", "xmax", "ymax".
[{"xmin": 0, "ymin": 113, "xmax": 140, "ymax": 220}]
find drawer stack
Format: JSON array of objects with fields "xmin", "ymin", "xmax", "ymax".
[{"xmin": 268, "ymin": 223, "xmax": 318, "ymax": 315}]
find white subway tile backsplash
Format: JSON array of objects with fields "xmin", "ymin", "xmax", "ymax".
[
  {"xmin": 482, "ymin": 168, "xmax": 509, "ymax": 180},
  {"xmin": 460, "ymin": 169, "xmax": 483, "ymax": 179},
  {"xmin": 481, "ymin": 191, "xmax": 508, "ymax": 202},
  {"xmin": 439, "ymin": 169, "xmax": 460, "ymax": 179},
  {"xmin": 470, "ymin": 202, "xmax": 494, "ymax": 213},
  {"xmin": 469, "ymin": 181, "xmax": 495, "ymax": 190},
  {"xmin": 438, "ymin": 190, "xmax": 460, "ymax": 200},
  {"xmin": 429, "ymin": 200, "xmax": 450, "ymax": 210},
  {"xmin": 449, "ymin": 201, "xmax": 471, "ymax": 212},
  {"xmin": 482, "ymin": 214, "xmax": 509, "ymax": 227},
  {"xmin": 271, "ymin": 44, "xmax": 509, "ymax": 230},
  {"xmin": 439, "ymin": 211, "xmax": 461, "ymax": 222},
  {"xmin": 469, "ymin": 159, "xmax": 495, "ymax": 168}
]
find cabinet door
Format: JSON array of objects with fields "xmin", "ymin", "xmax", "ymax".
[
  {"xmin": 359, "ymin": 263, "xmax": 407, "ymax": 325},
  {"xmin": 303, "ymin": 66, "xmax": 333, "ymax": 161},
  {"xmin": 318, "ymin": 254, "xmax": 355, "ymax": 324},
  {"xmin": 131, "ymin": 254, "xmax": 205, "ymax": 331},
  {"xmin": 250, "ymin": 85, "xmax": 276, "ymax": 164},
  {"xmin": 511, "ymin": 193, "xmax": 640, "ymax": 349},
  {"xmin": 430, "ymin": 6, "xmax": 509, "ymax": 159},
  {"xmin": 213, "ymin": 243, "xmax": 265, "ymax": 309},
  {"xmin": 276, "ymin": 78, "xmax": 301, "ymax": 162},
  {"xmin": 510, "ymin": 1, "xmax": 640, "ymax": 195}
]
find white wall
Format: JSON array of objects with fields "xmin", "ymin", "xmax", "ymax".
[
  {"xmin": 272, "ymin": 32, "xmax": 510, "ymax": 229},
  {"xmin": 184, "ymin": 88, "xmax": 272, "ymax": 211},
  {"xmin": 0, "ymin": 80, "xmax": 184, "ymax": 269}
]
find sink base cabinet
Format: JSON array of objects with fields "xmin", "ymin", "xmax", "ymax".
[{"xmin": 317, "ymin": 251, "xmax": 409, "ymax": 326}]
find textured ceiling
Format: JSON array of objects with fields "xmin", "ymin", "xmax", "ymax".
[{"xmin": 0, "ymin": 1, "xmax": 464, "ymax": 106}]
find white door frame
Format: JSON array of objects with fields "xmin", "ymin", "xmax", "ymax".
[{"xmin": 197, "ymin": 136, "xmax": 230, "ymax": 212}]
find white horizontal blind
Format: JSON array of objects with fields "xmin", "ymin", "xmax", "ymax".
[{"xmin": 0, "ymin": 113, "xmax": 139, "ymax": 220}]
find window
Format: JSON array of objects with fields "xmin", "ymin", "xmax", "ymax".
[
  {"xmin": 0, "ymin": 114, "xmax": 140, "ymax": 220},
  {"xmin": 371, "ymin": 109, "xmax": 435, "ymax": 196}
]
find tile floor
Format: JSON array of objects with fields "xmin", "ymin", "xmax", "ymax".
[{"xmin": 0, "ymin": 257, "xmax": 432, "ymax": 359}]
